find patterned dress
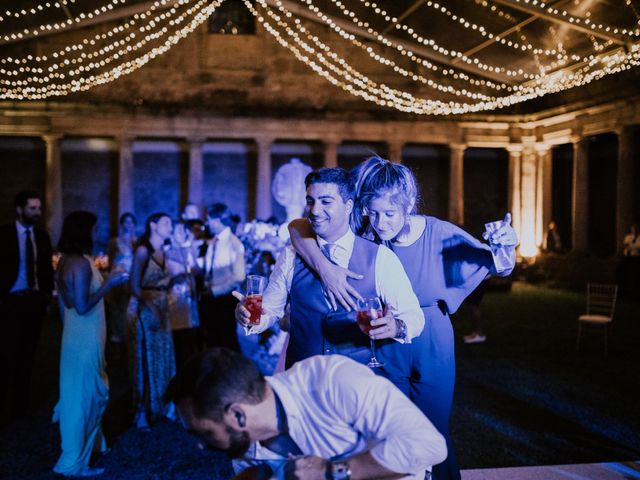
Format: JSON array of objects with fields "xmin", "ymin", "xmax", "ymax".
[{"xmin": 129, "ymin": 255, "xmax": 176, "ymax": 423}]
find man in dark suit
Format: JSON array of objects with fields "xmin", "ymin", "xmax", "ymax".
[{"xmin": 0, "ymin": 191, "xmax": 54, "ymax": 423}]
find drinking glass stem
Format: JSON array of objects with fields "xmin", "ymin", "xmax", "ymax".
[{"xmin": 369, "ymin": 338, "xmax": 378, "ymax": 361}]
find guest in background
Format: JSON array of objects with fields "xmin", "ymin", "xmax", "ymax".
[
  {"xmin": 0, "ymin": 191, "xmax": 54, "ymax": 424},
  {"xmin": 53, "ymin": 211, "xmax": 129, "ymax": 477},
  {"xmin": 129, "ymin": 212, "xmax": 176, "ymax": 429},
  {"xmin": 181, "ymin": 202, "xmax": 200, "ymax": 222},
  {"xmin": 198, "ymin": 203, "xmax": 245, "ymax": 352},
  {"xmin": 544, "ymin": 220, "xmax": 563, "ymax": 254},
  {"xmin": 106, "ymin": 212, "xmax": 137, "ymax": 355},
  {"xmin": 166, "ymin": 221, "xmax": 201, "ymax": 371},
  {"xmin": 462, "ymin": 279, "xmax": 489, "ymax": 344},
  {"xmin": 623, "ymin": 223, "xmax": 640, "ymax": 257}
]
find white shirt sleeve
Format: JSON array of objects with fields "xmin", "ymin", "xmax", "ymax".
[
  {"xmin": 327, "ymin": 357, "xmax": 447, "ymax": 474},
  {"xmin": 245, "ymin": 246, "xmax": 295, "ymax": 335},
  {"xmin": 374, "ymin": 245, "xmax": 425, "ymax": 342}
]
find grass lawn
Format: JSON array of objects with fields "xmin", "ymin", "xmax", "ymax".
[{"xmin": 452, "ymin": 282, "xmax": 640, "ymax": 468}]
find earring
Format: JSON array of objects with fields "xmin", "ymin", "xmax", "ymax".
[{"xmin": 236, "ymin": 413, "xmax": 246, "ymax": 428}]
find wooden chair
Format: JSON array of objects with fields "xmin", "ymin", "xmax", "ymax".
[{"xmin": 576, "ymin": 283, "xmax": 618, "ymax": 355}]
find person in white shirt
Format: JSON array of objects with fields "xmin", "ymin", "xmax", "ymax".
[
  {"xmin": 234, "ymin": 168, "xmax": 424, "ymax": 392},
  {"xmin": 165, "ymin": 348, "xmax": 447, "ymax": 480},
  {"xmin": 198, "ymin": 203, "xmax": 246, "ymax": 352}
]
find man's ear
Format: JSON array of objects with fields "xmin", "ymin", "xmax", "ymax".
[
  {"xmin": 345, "ymin": 198, "xmax": 354, "ymax": 216},
  {"xmin": 225, "ymin": 403, "xmax": 247, "ymax": 429}
]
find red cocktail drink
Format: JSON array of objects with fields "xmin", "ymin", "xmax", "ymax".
[
  {"xmin": 245, "ymin": 294, "xmax": 263, "ymax": 326},
  {"xmin": 357, "ymin": 309, "xmax": 382, "ymax": 335}
]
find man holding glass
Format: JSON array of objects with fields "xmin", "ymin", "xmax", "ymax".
[{"xmin": 234, "ymin": 168, "xmax": 423, "ymax": 392}]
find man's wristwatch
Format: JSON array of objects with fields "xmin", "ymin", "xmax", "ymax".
[
  {"xmin": 327, "ymin": 461, "xmax": 351, "ymax": 480},
  {"xmin": 394, "ymin": 318, "xmax": 408, "ymax": 341}
]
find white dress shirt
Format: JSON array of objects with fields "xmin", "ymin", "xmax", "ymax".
[
  {"xmin": 197, "ymin": 227, "xmax": 246, "ymax": 296},
  {"xmin": 234, "ymin": 355, "xmax": 447, "ymax": 479},
  {"xmin": 247, "ymin": 228, "xmax": 424, "ymax": 342},
  {"xmin": 11, "ymin": 220, "xmax": 39, "ymax": 292}
]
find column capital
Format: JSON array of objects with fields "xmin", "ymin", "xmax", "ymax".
[
  {"xmin": 255, "ymin": 137, "xmax": 274, "ymax": 148},
  {"xmin": 42, "ymin": 133, "xmax": 63, "ymax": 144},
  {"xmin": 506, "ymin": 144, "xmax": 523, "ymax": 155},
  {"xmin": 449, "ymin": 143, "xmax": 467, "ymax": 152},
  {"xmin": 534, "ymin": 143, "xmax": 551, "ymax": 154},
  {"xmin": 187, "ymin": 136, "xmax": 208, "ymax": 146}
]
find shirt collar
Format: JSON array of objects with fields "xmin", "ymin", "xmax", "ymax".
[
  {"xmin": 216, "ymin": 226, "xmax": 231, "ymax": 241},
  {"xmin": 15, "ymin": 220, "xmax": 31, "ymax": 234},
  {"xmin": 265, "ymin": 376, "xmax": 301, "ymax": 433},
  {"xmin": 316, "ymin": 228, "xmax": 355, "ymax": 255}
]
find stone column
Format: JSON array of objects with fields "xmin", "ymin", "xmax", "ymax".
[
  {"xmin": 518, "ymin": 145, "xmax": 538, "ymax": 257},
  {"xmin": 43, "ymin": 134, "xmax": 63, "ymax": 245},
  {"xmin": 616, "ymin": 127, "xmax": 634, "ymax": 255},
  {"xmin": 117, "ymin": 136, "xmax": 135, "ymax": 218},
  {"xmin": 572, "ymin": 136, "xmax": 589, "ymax": 252},
  {"xmin": 448, "ymin": 143, "xmax": 465, "ymax": 225},
  {"xmin": 388, "ymin": 140, "xmax": 404, "ymax": 164},
  {"xmin": 256, "ymin": 138, "xmax": 273, "ymax": 220},
  {"xmin": 188, "ymin": 138, "xmax": 205, "ymax": 211},
  {"xmin": 536, "ymin": 145, "xmax": 552, "ymax": 250},
  {"xmin": 507, "ymin": 145, "xmax": 522, "ymax": 242},
  {"xmin": 324, "ymin": 140, "xmax": 339, "ymax": 168}
]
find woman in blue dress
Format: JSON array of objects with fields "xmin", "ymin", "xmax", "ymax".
[
  {"xmin": 289, "ymin": 156, "xmax": 518, "ymax": 480},
  {"xmin": 54, "ymin": 211, "xmax": 129, "ymax": 477}
]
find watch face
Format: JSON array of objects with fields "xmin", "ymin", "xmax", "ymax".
[{"xmin": 331, "ymin": 461, "xmax": 351, "ymax": 480}]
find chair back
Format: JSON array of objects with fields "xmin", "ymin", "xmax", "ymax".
[{"xmin": 586, "ymin": 283, "xmax": 618, "ymax": 318}]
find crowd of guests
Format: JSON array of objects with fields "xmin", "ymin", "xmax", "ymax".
[{"xmin": 1, "ymin": 154, "xmax": 522, "ymax": 480}]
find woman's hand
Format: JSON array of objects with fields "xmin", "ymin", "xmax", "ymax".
[
  {"xmin": 105, "ymin": 270, "xmax": 129, "ymax": 288},
  {"xmin": 488, "ymin": 212, "xmax": 518, "ymax": 247},
  {"xmin": 316, "ymin": 262, "xmax": 363, "ymax": 311}
]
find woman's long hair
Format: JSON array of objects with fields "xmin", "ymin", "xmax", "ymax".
[
  {"xmin": 58, "ymin": 211, "xmax": 97, "ymax": 255},
  {"xmin": 350, "ymin": 156, "xmax": 419, "ymax": 239},
  {"xmin": 137, "ymin": 212, "xmax": 171, "ymax": 254}
]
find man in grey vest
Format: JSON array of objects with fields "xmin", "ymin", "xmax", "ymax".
[{"xmin": 234, "ymin": 168, "xmax": 423, "ymax": 391}]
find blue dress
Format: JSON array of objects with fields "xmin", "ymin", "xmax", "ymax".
[
  {"xmin": 53, "ymin": 256, "xmax": 108, "ymax": 476},
  {"xmin": 390, "ymin": 216, "xmax": 507, "ymax": 480}
]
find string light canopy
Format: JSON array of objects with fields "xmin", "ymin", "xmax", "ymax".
[{"xmin": 0, "ymin": 0, "xmax": 639, "ymax": 115}]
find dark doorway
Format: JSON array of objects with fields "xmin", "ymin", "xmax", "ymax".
[
  {"xmin": 551, "ymin": 144, "xmax": 573, "ymax": 251},
  {"xmin": 402, "ymin": 143, "xmax": 450, "ymax": 219},
  {"xmin": 463, "ymin": 148, "xmax": 509, "ymax": 238},
  {"xmin": 588, "ymin": 134, "xmax": 618, "ymax": 257},
  {"xmin": 337, "ymin": 141, "xmax": 388, "ymax": 173}
]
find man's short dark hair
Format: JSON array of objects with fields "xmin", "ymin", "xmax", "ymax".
[
  {"xmin": 164, "ymin": 348, "xmax": 266, "ymax": 422},
  {"xmin": 305, "ymin": 168, "xmax": 354, "ymax": 203},
  {"xmin": 206, "ymin": 203, "xmax": 233, "ymax": 228},
  {"xmin": 14, "ymin": 190, "xmax": 42, "ymax": 209}
]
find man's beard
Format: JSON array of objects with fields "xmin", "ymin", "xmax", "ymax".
[
  {"xmin": 21, "ymin": 212, "xmax": 41, "ymax": 225},
  {"xmin": 208, "ymin": 426, "xmax": 251, "ymax": 458}
]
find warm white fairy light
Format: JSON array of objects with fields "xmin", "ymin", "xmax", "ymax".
[
  {"xmin": 2, "ymin": 0, "xmax": 639, "ymax": 111},
  {"xmin": 1, "ymin": 0, "xmax": 129, "ymax": 43},
  {"xmin": 0, "ymin": 0, "xmax": 225, "ymax": 100},
  {"xmin": 0, "ymin": 0, "xmax": 79, "ymax": 23},
  {"xmin": 245, "ymin": 0, "xmax": 640, "ymax": 115}
]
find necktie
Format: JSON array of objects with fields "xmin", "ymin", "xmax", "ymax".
[
  {"xmin": 25, "ymin": 228, "xmax": 35, "ymax": 289},
  {"xmin": 322, "ymin": 243, "xmax": 337, "ymax": 264}
]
